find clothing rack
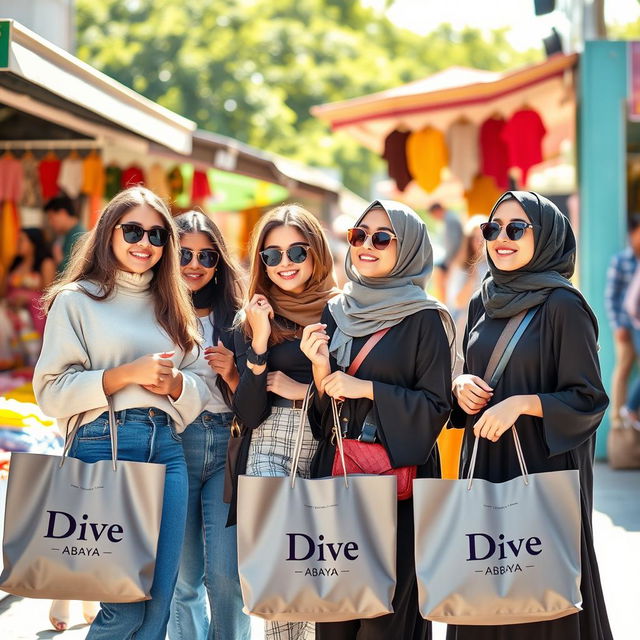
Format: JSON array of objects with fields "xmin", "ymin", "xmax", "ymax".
[{"xmin": 0, "ymin": 139, "xmax": 102, "ymax": 150}]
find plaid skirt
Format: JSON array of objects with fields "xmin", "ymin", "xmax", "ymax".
[{"xmin": 246, "ymin": 406, "xmax": 317, "ymax": 640}]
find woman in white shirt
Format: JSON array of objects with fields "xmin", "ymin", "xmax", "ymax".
[{"xmin": 34, "ymin": 186, "xmax": 208, "ymax": 640}]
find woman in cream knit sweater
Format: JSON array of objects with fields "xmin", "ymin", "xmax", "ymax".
[{"xmin": 33, "ymin": 186, "xmax": 209, "ymax": 640}]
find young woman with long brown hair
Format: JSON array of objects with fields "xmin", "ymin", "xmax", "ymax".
[
  {"xmin": 231, "ymin": 204, "xmax": 338, "ymax": 640},
  {"xmin": 168, "ymin": 210, "xmax": 250, "ymax": 640},
  {"xmin": 33, "ymin": 186, "xmax": 209, "ymax": 640}
]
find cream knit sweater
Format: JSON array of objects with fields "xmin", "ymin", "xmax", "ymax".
[{"xmin": 33, "ymin": 270, "xmax": 209, "ymax": 433}]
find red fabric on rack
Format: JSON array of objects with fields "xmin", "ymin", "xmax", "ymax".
[
  {"xmin": 38, "ymin": 157, "xmax": 62, "ymax": 200},
  {"xmin": 120, "ymin": 165, "xmax": 146, "ymax": 189},
  {"xmin": 0, "ymin": 155, "xmax": 23, "ymax": 202},
  {"xmin": 501, "ymin": 108, "xmax": 547, "ymax": 186},
  {"xmin": 191, "ymin": 170, "xmax": 212, "ymax": 201},
  {"xmin": 479, "ymin": 116, "xmax": 509, "ymax": 190}
]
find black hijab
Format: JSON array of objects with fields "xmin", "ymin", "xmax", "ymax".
[{"xmin": 481, "ymin": 191, "xmax": 598, "ymax": 335}]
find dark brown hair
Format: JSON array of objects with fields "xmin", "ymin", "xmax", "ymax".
[
  {"xmin": 43, "ymin": 186, "xmax": 199, "ymax": 351},
  {"xmin": 175, "ymin": 210, "xmax": 244, "ymax": 330},
  {"xmin": 242, "ymin": 204, "xmax": 330, "ymax": 345}
]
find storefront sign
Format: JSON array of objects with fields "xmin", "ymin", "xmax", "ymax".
[
  {"xmin": 0, "ymin": 20, "xmax": 11, "ymax": 70},
  {"xmin": 630, "ymin": 42, "xmax": 640, "ymax": 122}
]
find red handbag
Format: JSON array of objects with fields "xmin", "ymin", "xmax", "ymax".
[{"xmin": 331, "ymin": 328, "xmax": 417, "ymax": 500}]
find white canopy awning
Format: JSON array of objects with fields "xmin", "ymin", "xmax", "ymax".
[{"xmin": 0, "ymin": 19, "xmax": 196, "ymax": 153}]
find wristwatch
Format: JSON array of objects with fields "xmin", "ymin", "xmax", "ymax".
[{"xmin": 246, "ymin": 344, "xmax": 267, "ymax": 366}]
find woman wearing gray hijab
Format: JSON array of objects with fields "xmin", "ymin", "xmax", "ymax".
[
  {"xmin": 450, "ymin": 191, "xmax": 612, "ymax": 640},
  {"xmin": 301, "ymin": 200, "xmax": 454, "ymax": 640}
]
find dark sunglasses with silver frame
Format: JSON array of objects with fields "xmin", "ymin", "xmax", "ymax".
[
  {"xmin": 179, "ymin": 248, "xmax": 219, "ymax": 269},
  {"xmin": 260, "ymin": 244, "xmax": 309, "ymax": 267},
  {"xmin": 480, "ymin": 221, "xmax": 536, "ymax": 242},
  {"xmin": 115, "ymin": 222, "xmax": 169, "ymax": 247}
]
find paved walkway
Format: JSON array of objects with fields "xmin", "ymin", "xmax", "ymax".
[{"xmin": 0, "ymin": 462, "xmax": 637, "ymax": 639}]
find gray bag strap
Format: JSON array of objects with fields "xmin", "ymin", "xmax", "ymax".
[
  {"xmin": 466, "ymin": 306, "xmax": 540, "ymax": 490},
  {"xmin": 60, "ymin": 396, "xmax": 118, "ymax": 471},
  {"xmin": 290, "ymin": 385, "xmax": 348, "ymax": 489}
]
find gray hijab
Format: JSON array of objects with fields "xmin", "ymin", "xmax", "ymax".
[
  {"xmin": 329, "ymin": 200, "xmax": 456, "ymax": 368},
  {"xmin": 481, "ymin": 191, "xmax": 598, "ymax": 334}
]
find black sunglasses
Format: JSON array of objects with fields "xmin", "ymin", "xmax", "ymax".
[
  {"xmin": 180, "ymin": 248, "xmax": 220, "ymax": 269},
  {"xmin": 480, "ymin": 221, "xmax": 535, "ymax": 242},
  {"xmin": 347, "ymin": 227, "xmax": 397, "ymax": 250},
  {"xmin": 115, "ymin": 223, "xmax": 169, "ymax": 247},
  {"xmin": 260, "ymin": 244, "xmax": 309, "ymax": 267}
]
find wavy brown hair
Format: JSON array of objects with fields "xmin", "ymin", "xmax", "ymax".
[
  {"xmin": 241, "ymin": 204, "xmax": 331, "ymax": 345},
  {"xmin": 43, "ymin": 186, "xmax": 200, "ymax": 352}
]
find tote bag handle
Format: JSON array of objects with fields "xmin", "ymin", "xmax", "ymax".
[
  {"xmin": 60, "ymin": 396, "xmax": 118, "ymax": 471},
  {"xmin": 290, "ymin": 386, "xmax": 348, "ymax": 489},
  {"xmin": 466, "ymin": 306, "xmax": 539, "ymax": 490}
]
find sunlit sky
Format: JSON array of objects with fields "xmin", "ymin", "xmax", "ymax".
[{"xmin": 363, "ymin": 0, "xmax": 639, "ymax": 51}]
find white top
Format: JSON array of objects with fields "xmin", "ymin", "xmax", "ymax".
[
  {"xmin": 195, "ymin": 314, "xmax": 231, "ymax": 414},
  {"xmin": 33, "ymin": 270, "xmax": 209, "ymax": 433}
]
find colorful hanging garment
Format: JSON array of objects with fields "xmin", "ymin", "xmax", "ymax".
[
  {"xmin": 382, "ymin": 130, "xmax": 413, "ymax": 192},
  {"xmin": 0, "ymin": 201, "xmax": 20, "ymax": 269},
  {"xmin": 20, "ymin": 154, "xmax": 41, "ymax": 208},
  {"xmin": 120, "ymin": 165, "xmax": 145, "ymax": 189},
  {"xmin": 58, "ymin": 154, "xmax": 84, "ymax": 198},
  {"xmin": 147, "ymin": 164, "xmax": 171, "ymax": 201},
  {"xmin": 464, "ymin": 174, "xmax": 502, "ymax": 217},
  {"xmin": 191, "ymin": 169, "xmax": 212, "ymax": 201},
  {"xmin": 447, "ymin": 119, "xmax": 479, "ymax": 191},
  {"xmin": 38, "ymin": 155, "xmax": 61, "ymax": 200},
  {"xmin": 0, "ymin": 154, "xmax": 24, "ymax": 203},
  {"xmin": 105, "ymin": 165, "xmax": 122, "ymax": 200},
  {"xmin": 82, "ymin": 152, "xmax": 105, "ymax": 199},
  {"xmin": 479, "ymin": 116, "xmax": 510, "ymax": 190},
  {"xmin": 406, "ymin": 126, "xmax": 448, "ymax": 193},
  {"xmin": 501, "ymin": 108, "xmax": 547, "ymax": 186}
]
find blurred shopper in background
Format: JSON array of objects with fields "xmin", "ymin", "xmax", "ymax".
[
  {"xmin": 605, "ymin": 213, "xmax": 640, "ymax": 428},
  {"xmin": 168, "ymin": 210, "xmax": 250, "ymax": 640},
  {"xmin": 446, "ymin": 214, "xmax": 488, "ymax": 357},
  {"xmin": 44, "ymin": 195, "xmax": 86, "ymax": 274},
  {"xmin": 429, "ymin": 202, "xmax": 463, "ymax": 301}
]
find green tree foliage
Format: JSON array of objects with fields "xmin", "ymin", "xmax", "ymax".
[{"xmin": 76, "ymin": 0, "xmax": 541, "ymax": 197}]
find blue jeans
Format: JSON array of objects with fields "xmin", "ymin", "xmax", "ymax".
[
  {"xmin": 69, "ymin": 407, "xmax": 188, "ymax": 640},
  {"xmin": 168, "ymin": 411, "xmax": 250, "ymax": 640}
]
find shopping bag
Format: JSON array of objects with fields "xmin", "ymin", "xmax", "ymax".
[
  {"xmin": 237, "ymin": 390, "xmax": 397, "ymax": 622},
  {"xmin": 0, "ymin": 400, "xmax": 165, "ymax": 602},
  {"xmin": 413, "ymin": 430, "xmax": 582, "ymax": 625}
]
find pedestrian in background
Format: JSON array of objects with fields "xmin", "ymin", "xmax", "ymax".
[
  {"xmin": 232, "ymin": 204, "xmax": 338, "ymax": 640},
  {"xmin": 44, "ymin": 195, "xmax": 86, "ymax": 274},
  {"xmin": 605, "ymin": 212, "xmax": 640, "ymax": 428},
  {"xmin": 168, "ymin": 210, "xmax": 250, "ymax": 640},
  {"xmin": 429, "ymin": 201, "xmax": 463, "ymax": 301},
  {"xmin": 34, "ymin": 186, "xmax": 209, "ymax": 639}
]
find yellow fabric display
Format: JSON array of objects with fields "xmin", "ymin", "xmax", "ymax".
[
  {"xmin": 464, "ymin": 174, "xmax": 502, "ymax": 217},
  {"xmin": 82, "ymin": 152, "xmax": 105, "ymax": 198},
  {"xmin": 406, "ymin": 126, "xmax": 449, "ymax": 193},
  {"xmin": 0, "ymin": 201, "xmax": 19, "ymax": 269}
]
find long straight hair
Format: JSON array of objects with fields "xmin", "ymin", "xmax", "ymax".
[
  {"xmin": 175, "ymin": 210, "xmax": 244, "ymax": 331},
  {"xmin": 43, "ymin": 186, "xmax": 199, "ymax": 352},
  {"xmin": 242, "ymin": 204, "xmax": 329, "ymax": 345}
]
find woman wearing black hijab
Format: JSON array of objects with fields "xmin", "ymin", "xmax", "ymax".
[{"xmin": 450, "ymin": 191, "xmax": 613, "ymax": 639}]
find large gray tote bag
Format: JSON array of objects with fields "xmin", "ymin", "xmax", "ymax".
[
  {"xmin": 237, "ymin": 389, "xmax": 398, "ymax": 622},
  {"xmin": 0, "ymin": 399, "xmax": 165, "ymax": 602},
  {"xmin": 413, "ymin": 306, "xmax": 582, "ymax": 625}
]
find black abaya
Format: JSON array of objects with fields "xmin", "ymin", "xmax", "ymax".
[
  {"xmin": 309, "ymin": 307, "xmax": 452, "ymax": 640},
  {"xmin": 447, "ymin": 288, "xmax": 613, "ymax": 640}
]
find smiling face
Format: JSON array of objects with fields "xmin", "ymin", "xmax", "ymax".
[
  {"xmin": 262, "ymin": 224, "xmax": 314, "ymax": 294},
  {"xmin": 180, "ymin": 231, "xmax": 217, "ymax": 292},
  {"xmin": 350, "ymin": 207, "xmax": 398, "ymax": 279},
  {"xmin": 487, "ymin": 199, "xmax": 535, "ymax": 272},
  {"xmin": 111, "ymin": 205, "xmax": 165, "ymax": 274}
]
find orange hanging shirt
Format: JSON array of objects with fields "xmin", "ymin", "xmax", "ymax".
[
  {"xmin": 464, "ymin": 174, "xmax": 502, "ymax": 217},
  {"xmin": 406, "ymin": 126, "xmax": 448, "ymax": 193}
]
